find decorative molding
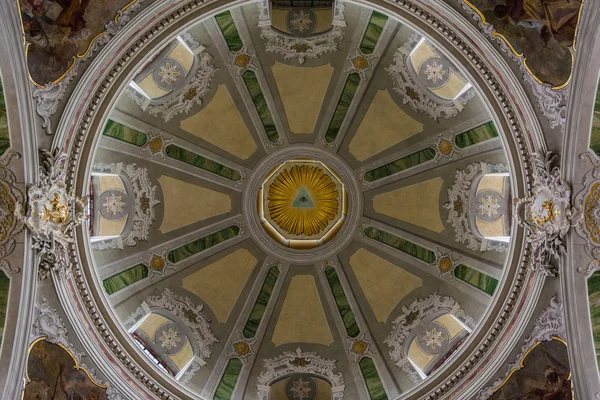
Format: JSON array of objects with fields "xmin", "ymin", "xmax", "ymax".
[
  {"xmin": 402, "ymin": 362, "xmax": 423, "ymax": 384},
  {"xmin": 15, "ymin": 149, "xmax": 87, "ymax": 280},
  {"xmin": 0, "ymin": 149, "xmax": 24, "ymax": 274},
  {"xmin": 120, "ymin": 163, "xmax": 160, "ymax": 247},
  {"xmin": 384, "ymin": 292, "xmax": 474, "ymax": 365},
  {"xmin": 179, "ymin": 359, "xmax": 203, "ymax": 386},
  {"xmin": 260, "ymin": 26, "xmax": 345, "ymax": 64},
  {"xmin": 230, "ymin": 45, "xmax": 257, "ymax": 77},
  {"xmin": 257, "ymin": 348, "xmax": 345, "ymax": 400},
  {"xmin": 147, "ymin": 249, "xmax": 174, "ymax": 280},
  {"xmin": 345, "ymin": 332, "xmax": 375, "ymax": 363},
  {"xmin": 386, "ymin": 35, "xmax": 476, "ymax": 121},
  {"xmin": 346, "ymin": 48, "xmax": 377, "ymax": 79},
  {"xmin": 31, "ymin": 71, "xmax": 76, "ymax": 135},
  {"xmin": 141, "ymin": 130, "xmax": 173, "ymax": 159},
  {"xmin": 457, "ymin": 0, "xmax": 569, "ymax": 130},
  {"xmin": 444, "ymin": 162, "xmax": 509, "ymax": 253},
  {"xmin": 514, "ymin": 151, "xmax": 581, "ymax": 277},
  {"xmin": 430, "ymin": 134, "xmax": 462, "ymax": 163},
  {"xmin": 228, "ymin": 332, "xmax": 258, "ymax": 364},
  {"xmin": 127, "ymin": 289, "xmax": 218, "ymax": 361},
  {"xmin": 431, "ymin": 249, "xmax": 461, "ymax": 277},
  {"xmin": 475, "ymin": 296, "xmax": 565, "ymax": 399},
  {"xmin": 126, "ymin": 50, "xmax": 218, "ymax": 122}
]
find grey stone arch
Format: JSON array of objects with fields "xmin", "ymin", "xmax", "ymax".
[{"xmin": 129, "ymin": 306, "xmax": 203, "ymax": 380}]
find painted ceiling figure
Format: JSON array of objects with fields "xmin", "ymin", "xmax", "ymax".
[
  {"xmin": 511, "ymin": 367, "xmax": 572, "ymax": 400},
  {"xmin": 54, "ymin": 0, "xmax": 91, "ymax": 37},
  {"xmin": 493, "ymin": 0, "xmax": 580, "ymax": 46}
]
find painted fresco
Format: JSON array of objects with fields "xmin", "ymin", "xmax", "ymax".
[
  {"xmin": 23, "ymin": 338, "xmax": 108, "ymax": 399},
  {"xmin": 590, "ymin": 81, "xmax": 600, "ymax": 156},
  {"xmin": 463, "ymin": 0, "xmax": 582, "ymax": 87},
  {"xmin": 0, "ymin": 79, "xmax": 9, "ymax": 156},
  {"xmin": 18, "ymin": 0, "xmax": 138, "ymax": 85},
  {"xmin": 490, "ymin": 339, "xmax": 572, "ymax": 400}
]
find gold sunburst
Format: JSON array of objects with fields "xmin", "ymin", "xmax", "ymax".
[{"xmin": 267, "ymin": 164, "xmax": 340, "ymax": 237}]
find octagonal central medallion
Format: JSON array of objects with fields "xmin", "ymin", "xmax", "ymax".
[{"xmin": 258, "ymin": 160, "xmax": 347, "ymax": 249}]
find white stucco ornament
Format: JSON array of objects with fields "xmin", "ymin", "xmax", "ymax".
[
  {"xmin": 15, "ymin": 149, "xmax": 88, "ymax": 279},
  {"xmin": 513, "ymin": 151, "xmax": 581, "ymax": 276}
]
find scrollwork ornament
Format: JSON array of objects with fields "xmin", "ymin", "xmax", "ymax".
[
  {"xmin": 513, "ymin": 151, "xmax": 581, "ymax": 277},
  {"xmin": 15, "ymin": 149, "xmax": 88, "ymax": 280},
  {"xmin": 257, "ymin": 348, "xmax": 345, "ymax": 400},
  {"xmin": 260, "ymin": 26, "xmax": 345, "ymax": 64},
  {"xmin": 0, "ymin": 149, "xmax": 25, "ymax": 275}
]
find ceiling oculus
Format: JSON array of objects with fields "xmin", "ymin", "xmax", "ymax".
[{"xmin": 258, "ymin": 160, "xmax": 347, "ymax": 249}]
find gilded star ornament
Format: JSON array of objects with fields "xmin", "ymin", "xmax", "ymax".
[
  {"xmin": 430, "ymin": 133, "xmax": 461, "ymax": 162},
  {"xmin": 159, "ymin": 327, "xmax": 182, "ymax": 350},
  {"xmin": 345, "ymin": 333, "xmax": 375, "ymax": 363},
  {"xmin": 431, "ymin": 249, "xmax": 460, "ymax": 277},
  {"xmin": 141, "ymin": 130, "xmax": 173, "ymax": 159},
  {"xmin": 346, "ymin": 49, "xmax": 377, "ymax": 79},
  {"xmin": 230, "ymin": 45, "xmax": 256, "ymax": 76},
  {"xmin": 479, "ymin": 195, "xmax": 500, "ymax": 217},
  {"xmin": 147, "ymin": 249, "xmax": 174, "ymax": 280},
  {"xmin": 158, "ymin": 62, "xmax": 180, "ymax": 85},
  {"xmin": 422, "ymin": 327, "xmax": 444, "ymax": 350},
  {"xmin": 102, "ymin": 193, "xmax": 125, "ymax": 216},
  {"xmin": 423, "ymin": 61, "xmax": 446, "ymax": 84},
  {"xmin": 229, "ymin": 334, "xmax": 257, "ymax": 363}
]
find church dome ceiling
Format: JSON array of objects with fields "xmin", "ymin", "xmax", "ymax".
[
  {"xmin": 9, "ymin": 0, "xmax": 592, "ymax": 396},
  {"xmin": 77, "ymin": 2, "xmax": 516, "ymax": 398}
]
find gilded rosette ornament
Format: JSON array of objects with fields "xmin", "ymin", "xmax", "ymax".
[
  {"xmin": 513, "ymin": 151, "xmax": 581, "ymax": 276},
  {"xmin": 15, "ymin": 149, "xmax": 88, "ymax": 280}
]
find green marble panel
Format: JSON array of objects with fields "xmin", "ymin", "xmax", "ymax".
[
  {"xmin": 242, "ymin": 71, "xmax": 279, "ymax": 144},
  {"xmin": 453, "ymin": 264, "xmax": 498, "ymax": 296},
  {"xmin": 363, "ymin": 147, "xmax": 436, "ymax": 182},
  {"xmin": 324, "ymin": 266, "xmax": 360, "ymax": 338},
  {"xmin": 215, "ymin": 11, "xmax": 243, "ymax": 52},
  {"xmin": 165, "ymin": 145, "xmax": 242, "ymax": 181},
  {"xmin": 359, "ymin": 12, "xmax": 388, "ymax": 54},
  {"xmin": 0, "ymin": 271, "xmax": 8, "ymax": 345},
  {"xmin": 363, "ymin": 226, "xmax": 435, "ymax": 263},
  {"xmin": 454, "ymin": 122, "xmax": 498, "ymax": 149},
  {"xmin": 589, "ymin": 271, "xmax": 600, "ymax": 367},
  {"xmin": 103, "ymin": 120, "xmax": 147, "ymax": 147},
  {"xmin": 0, "ymin": 80, "xmax": 9, "ymax": 157},
  {"xmin": 325, "ymin": 73, "xmax": 360, "ymax": 144},
  {"xmin": 167, "ymin": 226, "xmax": 241, "ymax": 263},
  {"xmin": 591, "ymin": 81, "xmax": 600, "ymax": 156},
  {"xmin": 243, "ymin": 266, "xmax": 280, "ymax": 339},
  {"xmin": 359, "ymin": 357, "xmax": 388, "ymax": 400},
  {"xmin": 213, "ymin": 358, "xmax": 243, "ymax": 400},
  {"xmin": 103, "ymin": 264, "xmax": 149, "ymax": 295}
]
